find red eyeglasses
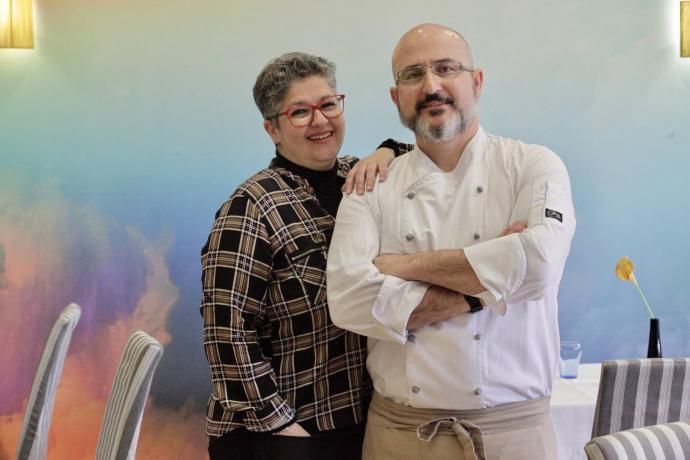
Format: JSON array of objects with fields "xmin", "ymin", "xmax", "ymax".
[{"xmin": 268, "ymin": 94, "xmax": 345, "ymax": 127}]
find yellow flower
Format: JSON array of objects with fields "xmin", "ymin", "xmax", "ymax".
[
  {"xmin": 615, "ymin": 256, "xmax": 655, "ymax": 319},
  {"xmin": 615, "ymin": 256, "xmax": 636, "ymax": 282}
]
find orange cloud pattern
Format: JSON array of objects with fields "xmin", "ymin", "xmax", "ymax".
[{"xmin": 0, "ymin": 177, "xmax": 208, "ymax": 459}]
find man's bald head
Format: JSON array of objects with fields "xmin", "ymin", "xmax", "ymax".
[{"xmin": 391, "ymin": 23, "xmax": 474, "ymax": 79}]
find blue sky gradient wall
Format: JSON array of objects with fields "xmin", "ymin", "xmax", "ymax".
[{"xmin": 1, "ymin": 1, "xmax": 689, "ymax": 458}]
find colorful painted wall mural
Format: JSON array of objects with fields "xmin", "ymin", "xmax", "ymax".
[{"xmin": 1, "ymin": 1, "xmax": 689, "ymax": 458}]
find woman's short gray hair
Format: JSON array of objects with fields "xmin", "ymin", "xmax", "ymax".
[{"xmin": 253, "ymin": 52, "xmax": 337, "ymax": 122}]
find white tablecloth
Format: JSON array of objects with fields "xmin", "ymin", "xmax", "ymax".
[{"xmin": 550, "ymin": 363, "xmax": 601, "ymax": 460}]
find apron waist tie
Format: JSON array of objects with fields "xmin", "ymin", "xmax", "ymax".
[{"xmin": 417, "ymin": 417, "xmax": 486, "ymax": 460}]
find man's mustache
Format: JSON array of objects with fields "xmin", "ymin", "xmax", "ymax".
[{"xmin": 416, "ymin": 94, "xmax": 455, "ymax": 112}]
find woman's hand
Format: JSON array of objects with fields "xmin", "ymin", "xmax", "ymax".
[
  {"xmin": 273, "ymin": 422, "xmax": 311, "ymax": 437},
  {"xmin": 341, "ymin": 147, "xmax": 396, "ymax": 195}
]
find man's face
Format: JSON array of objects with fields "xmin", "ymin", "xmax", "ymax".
[
  {"xmin": 390, "ymin": 29, "xmax": 483, "ymax": 144},
  {"xmin": 264, "ymin": 75, "xmax": 344, "ymax": 171}
]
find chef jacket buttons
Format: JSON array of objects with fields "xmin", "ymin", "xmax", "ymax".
[
  {"xmin": 412, "ymin": 386, "xmax": 421, "ymax": 394},
  {"xmin": 476, "ymin": 186, "xmax": 483, "ymax": 193},
  {"xmin": 406, "ymin": 233, "xmax": 415, "ymax": 241},
  {"xmin": 473, "ymin": 232, "xmax": 480, "ymax": 240},
  {"xmin": 407, "ymin": 192, "xmax": 416, "ymax": 199}
]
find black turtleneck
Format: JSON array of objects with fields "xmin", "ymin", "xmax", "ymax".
[{"xmin": 273, "ymin": 151, "xmax": 345, "ymax": 218}]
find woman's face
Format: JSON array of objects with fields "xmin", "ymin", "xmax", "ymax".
[{"xmin": 264, "ymin": 75, "xmax": 345, "ymax": 171}]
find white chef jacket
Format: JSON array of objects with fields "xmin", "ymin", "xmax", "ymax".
[{"xmin": 327, "ymin": 127, "xmax": 575, "ymax": 410}]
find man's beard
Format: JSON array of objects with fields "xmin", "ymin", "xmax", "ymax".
[{"xmin": 398, "ymin": 94, "xmax": 475, "ymax": 144}]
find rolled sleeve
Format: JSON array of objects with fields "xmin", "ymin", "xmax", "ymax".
[
  {"xmin": 372, "ymin": 276, "xmax": 428, "ymax": 340},
  {"xmin": 465, "ymin": 147, "xmax": 575, "ymax": 306},
  {"xmin": 464, "ymin": 234, "xmax": 526, "ymax": 303},
  {"xmin": 241, "ymin": 395, "xmax": 295, "ymax": 432}
]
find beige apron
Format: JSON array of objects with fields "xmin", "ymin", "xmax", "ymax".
[{"xmin": 363, "ymin": 392, "xmax": 558, "ymax": 460}]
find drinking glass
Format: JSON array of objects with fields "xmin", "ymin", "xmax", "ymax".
[{"xmin": 559, "ymin": 341, "xmax": 582, "ymax": 379}]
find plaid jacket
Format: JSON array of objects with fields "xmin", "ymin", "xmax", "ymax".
[{"xmin": 201, "ymin": 156, "xmax": 371, "ymax": 436}]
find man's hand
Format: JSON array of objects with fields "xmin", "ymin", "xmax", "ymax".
[
  {"xmin": 373, "ymin": 253, "xmax": 409, "ymax": 279},
  {"xmin": 500, "ymin": 220, "xmax": 528, "ymax": 236},
  {"xmin": 407, "ymin": 286, "xmax": 470, "ymax": 331},
  {"xmin": 341, "ymin": 147, "xmax": 395, "ymax": 195},
  {"xmin": 273, "ymin": 422, "xmax": 311, "ymax": 437}
]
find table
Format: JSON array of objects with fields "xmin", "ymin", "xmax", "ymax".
[{"xmin": 550, "ymin": 363, "xmax": 601, "ymax": 460}]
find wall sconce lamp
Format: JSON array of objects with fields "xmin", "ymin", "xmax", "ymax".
[
  {"xmin": 680, "ymin": 1, "xmax": 690, "ymax": 57},
  {"xmin": 0, "ymin": 0, "xmax": 34, "ymax": 49}
]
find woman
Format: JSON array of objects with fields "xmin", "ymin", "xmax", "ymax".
[{"xmin": 201, "ymin": 52, "xmax": 407, "ymax": 460}]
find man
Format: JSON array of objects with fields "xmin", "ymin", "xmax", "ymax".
[{"xmin": 327, "ymin": 24, "xmax": 575, "ymax": 460}]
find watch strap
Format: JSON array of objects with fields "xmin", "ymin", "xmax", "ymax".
[{"xmin": 464, "ymin": 295, "xmax": 484, "ymax": 313}]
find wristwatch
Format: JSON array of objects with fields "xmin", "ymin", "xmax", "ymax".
[{"xmin": 464, "ymin": 295, "xmax": 484, "ymax": 313}]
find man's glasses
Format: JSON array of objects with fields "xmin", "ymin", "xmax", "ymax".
[
  {"xmin": 395, "ymin": 60, "xmax": 474, "ymax": 85},
  {"xmin": 268, "ymin": 94, "xmax": 345, "ymax": 128}
]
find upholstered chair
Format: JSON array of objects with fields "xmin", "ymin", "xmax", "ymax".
[
  {"xmin": 16, "ymin": 303, "xmax": 81, "ymax": 460},
  {"xmin": 94, "ymin": 330, "xmax": 163, "ymax": 460},
  {"xmin": 585, "ymin": 421, "xmax": 690, "ymax": 460},
  {"xmin": 591, "ymin": 358, "xmax": 690, "ymax": 438}
]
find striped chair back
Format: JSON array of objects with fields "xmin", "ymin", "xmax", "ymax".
[
  {"xmin": 585, "ymin": 421, "xmax": 690, "ymax": 460},
  {"xmin": 94, "ymin": 331, "xmax": 163, "ymax": 460},
  {"xmin": 592, "ymin": 359, "xmax": 690, "ymax": 438},
  {"xmin": 16, "ymin": 303, "xmax": 81, "ymax": 460}
]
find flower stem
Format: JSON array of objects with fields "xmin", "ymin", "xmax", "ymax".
[{"xmin": 632, "ymin": 278, "xmax": 655, "ymax": 319}]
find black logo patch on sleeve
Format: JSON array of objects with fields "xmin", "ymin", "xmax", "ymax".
[{"xmin": 545, "ymin": 208, "xmax": 563, "ymax": 222}]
